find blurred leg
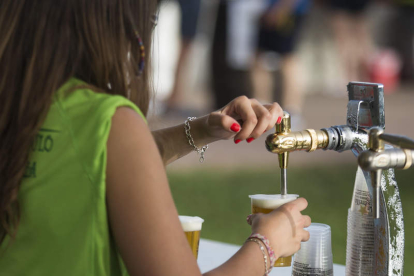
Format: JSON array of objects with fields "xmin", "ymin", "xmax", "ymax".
[
  {"xmin": 211, "ymin": 2, "xmax": 253, "ymax": 109},
  {"xmin": 331, "ymin": 12, "xmax": 357, "ymax": 83},
  {"xmin": 352, "ymin": 15, "xmax": 373, "ymax": 82},
  {"xmin": 331, "ymin": 0, "xmax": 372, "ymax": 84},
  {"xmin": 281, "ymin": 54, "xmax": 304, "ymax": 115},
  {"xmin": 167, "ymin": 40, "xmax": 192, "ymax": 108},
  {"xmin": 166, "ymin": 0, "xmax": 201, "ymax": 110}
]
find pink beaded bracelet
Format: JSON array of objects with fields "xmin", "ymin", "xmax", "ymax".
[
  {"xmin": 249, "ymin": 233, "xmax": 277, "ymax": 268},
  {"xmin": 246, "ymin": 238, "xmax": 270, "ymax": 276}
]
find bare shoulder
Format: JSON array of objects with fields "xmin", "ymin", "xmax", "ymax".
[
  {"xmin": 110, "ymin": 106, "xmax": 148, "ymax": 137},
  {"xmin": 106, "ymin": 105, "xmax": 162, "ymax": 184},
  {"xmin": 107, "ymin": 106, "xmax": 155, "ymax": 161}
]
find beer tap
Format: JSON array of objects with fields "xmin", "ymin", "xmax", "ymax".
[
  {"xmin": 266, "ymin": 111, "xmax": 331, "ymax": 195},
  {"xmin": 265, "ymin": 82, "xmax": 405, "ymax": 275},
  {"xmin": 358, "ymin": 127, "xmax": 414, "ymax": 219}
]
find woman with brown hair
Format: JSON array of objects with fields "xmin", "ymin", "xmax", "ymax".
[{"xmin": 0, "ymin": 1, "xmax": 311, "ymax": 275}]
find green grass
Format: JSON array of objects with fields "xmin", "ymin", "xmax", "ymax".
[{"xmin": 168, "ymin": 164, "xmax": 414, "ymax": 273}]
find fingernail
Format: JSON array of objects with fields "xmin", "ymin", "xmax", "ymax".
[
  {"xmin": 235, "ymin": 139, "xmax": 241, "ymax": 144},
  {"xmin": 277, "ymin": 116, "xmax": 282, "ymax": 124},
  {"xmin": 247, "ymin": 137, "xmax": 255, "ymax": 143},
  {"xmin": 230, "ymin": 123, "xmax": 240, "ymax": 132}
]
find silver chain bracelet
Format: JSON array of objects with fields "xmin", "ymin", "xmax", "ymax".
[{"xmin": 184, "ymin": 117, "xmax": 209, "ymax": 163}]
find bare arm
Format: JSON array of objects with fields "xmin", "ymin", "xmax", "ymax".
[
  {"xmin": 151, "ymin": 116, "xmax": 217, "ymax": 165},
  {"xmin": 107, "ymin": 107, "xmax": 199, "ymax": 275},
  {"xmin": 152, "ymin": 97, "xmax": 284, "ymax": 165},
  {"xmin": 106, "ymin": 107, "xmax": 291, "ymax": 276}
]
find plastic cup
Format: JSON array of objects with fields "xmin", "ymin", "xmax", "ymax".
[
  {"xmin": 249, "ymin": 194, "xmax": 299, "ymax": 267},
  {"xmin": 345, "ymin": 208, "xmax": 374, "ymax": 275},
  {"xmin": 179, "ymin": 216, "xmax": 204, "ymax": 259},
  {"xmin": 292, "ymin": 223, "xmax": 333, "ymax": 276}
]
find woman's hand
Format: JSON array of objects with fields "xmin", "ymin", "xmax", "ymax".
[
  {"xmin": 152, "ymin": 96, "xmax": 283, "ymax": 165},
  {"xmin": 248, "ymin": 198, "xmax": 311, "ymax": 258},
  {"xmin": 205, "ymin": 96, "xmax": 283, "ymax": 144}
]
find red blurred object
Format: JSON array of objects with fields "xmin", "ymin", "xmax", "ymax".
[{"xmin": 369, "ymin": 49, "xmax": 402, "ymax": 94}]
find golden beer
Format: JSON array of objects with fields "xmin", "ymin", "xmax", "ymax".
[
  {"xmin": 184, "ymin": 230, "xmax": 201, "ymax": 258},
  {"xmin": 249, "ymin": 194, "xmax": 298, "ymax": 267},
  {"xmin": 179, "ymin": 216, "xmax": 204, "ymax": 259}
]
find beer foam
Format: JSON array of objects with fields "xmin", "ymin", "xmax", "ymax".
[
  {"xmin": 179, "ymin": 216, "xmax": 204, "ymax": 232},
  {"xmin": 249, "ymin": 194, "xmax": 298, "ymax": 209}
]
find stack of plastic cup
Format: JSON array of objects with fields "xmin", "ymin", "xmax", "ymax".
[
  {"xmin": 345, "ymin": 208, "xmax": 374, "ymax": 275},
  {"xmin": 292, "ymin": 223, "xmax": 333, "ymax": 276}
]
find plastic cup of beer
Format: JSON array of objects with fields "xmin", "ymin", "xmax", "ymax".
[
  {"xmin": 248, "ymin": 194, "xmax": 299, "ymax": 267},
  {"xmin": 179, "ymin": 216, "xmax": 204, "ymax": 259}
]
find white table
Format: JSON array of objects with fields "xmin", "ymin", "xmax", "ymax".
[{"xmin": 198, "ymin": 239, "xmax": 346, "ymax": 275}]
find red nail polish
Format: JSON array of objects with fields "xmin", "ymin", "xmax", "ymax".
[
  {"xmin": 235, "ymin": 139, "xmax": 241, "ymax": 144},
  {"xmin": 247, "ymin": 137, "xmax": 255, "ymax": 143},
  {"xmin": 230, "ymin": 123, "xmax": 240, "ymax": 132},
  {"xmin": 277, "ymin": 116, "xmax": 282, "ymax": 124}
]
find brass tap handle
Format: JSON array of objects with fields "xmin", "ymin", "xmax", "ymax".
[
  {"xmin": 276, "ymin": 112, "xmax": 291, "ymax": 169},
  {"xmin": 265, "ymin": 128, "xmax": 329, "ymax": 154},
  {"xmin": 264, "ymin": 112, "xmax": 334, "ymax": 195},
  {"xmin": 276, "ymin": 111, "xmax": 291, "ymax": 136}
]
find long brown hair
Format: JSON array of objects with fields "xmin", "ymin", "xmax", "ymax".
[{"xmin": 0, "ymin": 0, "xmax": 157, "ymax": 243}]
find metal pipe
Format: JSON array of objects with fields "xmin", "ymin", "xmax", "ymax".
[{"xmin": 281, "ymin": 168, "xmax": 287, "ymax": 195}]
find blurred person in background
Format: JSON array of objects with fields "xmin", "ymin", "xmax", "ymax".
[
  {"xmin": 211, "ymin": 0, "xmax": 257, "ymax": 109},
  {"xmin": 164, "ymin": 0, "xmax": 202, "ymax": 115},
  {"xmin": 211, "ymin": 0, "xmax": 310, "ymax": 128},
  {"xmin": 389, "ymin": 0, "xmax": 414, "ymax": 82},
  {"xmin": 256, "ymin": 0, "xmax": 311, "ymax": 129},
  {"xmin": 329, "ymin": 0, "xmax": 374, "ymax": 88},
  {"xmin": 0, "ymin": 1, "xmax": 311, "ymax": 276}
]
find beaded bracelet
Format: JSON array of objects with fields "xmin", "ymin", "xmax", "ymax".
[
  {"xmin": 249, "ymin": 233, "xmax": 277, "ymax": 268},
  {"xmin": 246, "ymin": 238, "xmax": 270, "ymax": 276}
]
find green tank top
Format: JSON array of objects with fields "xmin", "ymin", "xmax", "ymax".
[{"xmin": 0, "ymin": 78, "xmax": 145, "ymax": 276}]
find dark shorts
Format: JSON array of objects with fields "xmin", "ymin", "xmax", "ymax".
[
  {"xmin": 330, "ymin": 0, "xmax": 370, "ymax": 13},
  {"xmin": 258, "ymin": 15, "xmax": 304, "ymax": 55},
  {"xmin": 177, "ymin": 0, "xmax": 201, "ymax": 40}
]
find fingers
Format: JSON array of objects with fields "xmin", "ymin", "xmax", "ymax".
[
  {"xmin": 275, "ymin": 198, "xmax": 310, "ymax": 242},
  {"xmin": 286, "ymin": 198, "xmax": 308, "ymax": 212},
  {"xmin": 300, "ymin": 216, "xmax": 311, "ymax": 242},
  {"xmin": 208, "ymin": 112, "xmax": 241, "ymax": 134},
  {"xmin": 264, "ymin": 102, "xmax": 283, "ymax": 131},
  {"xmin": 233, "ymin": 98, "xmax": 259, "ymax": 141},
  {"xmin": 301, "ymin": 229, "xmax": 310, "ymax": 242},
  {"xmin": 221, "ymin": 96, "xmax": 283, "ymax": 142},
  {"xmin": 303, "ymin": 215, "xmax": 311, "ymax": 228},
  {"xmin": 248, "ymin": 103, "xmax": 273, "ymax": 138},
  {"xmin": 246, "ymin": 213, "xmax": 263, "ymax": 226}
]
